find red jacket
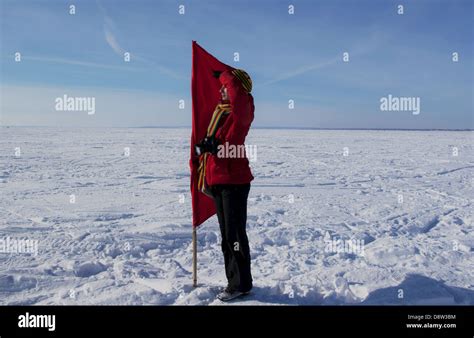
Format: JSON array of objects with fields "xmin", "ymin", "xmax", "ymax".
[{"xmin": 205, "ymin": 70, "xmax": 254, "ymax": 186}]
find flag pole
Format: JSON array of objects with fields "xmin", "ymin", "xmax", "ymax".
[{"xmin": 192, "ymin": 227, "xmax": 197, "ymax": 287}]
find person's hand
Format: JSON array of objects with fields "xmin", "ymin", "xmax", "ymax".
[
  {"xmin": 195, "ymin": 137, "xmax": 220, "ymax": 155},
  {"xmin": 212, "ymin": 70, "xmax": 222, "ymax": 79}
]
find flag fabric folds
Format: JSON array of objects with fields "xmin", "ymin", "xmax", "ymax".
[{"xmin": 190, "ymin": 41, "xmax": 234, "ymax": 227}]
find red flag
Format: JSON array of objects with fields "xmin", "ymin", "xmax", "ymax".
[{"xmin": 190, "ymin": 41, "xmax": 234, "ymax": 227}]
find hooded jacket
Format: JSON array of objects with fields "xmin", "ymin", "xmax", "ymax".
[{"xmin": 205, "ymin": 70, "xmax": 255, "ymax": 186}]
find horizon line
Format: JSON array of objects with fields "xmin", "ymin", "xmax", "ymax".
[{"xmin": 1, "ymin": 125, "xmax": 473, "ymax": 131}]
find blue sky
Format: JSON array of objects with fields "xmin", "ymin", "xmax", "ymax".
[{"xmin": 1, "ymin": 0, "xmax": 472, "ymax": 128}]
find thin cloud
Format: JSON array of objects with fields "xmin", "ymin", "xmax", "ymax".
[
  {"xmin": 132, "ymin": 54, "xmax": 186, "ymax": 80},
  {"xmin": 20, "ymin": 56, "xmax": 143, "ymax": 71},
  {"xmin": 263, "ymin": 31, "xmax": 383, "ymax": 86},
  {"xmin": 262, "ymin": 56, "xmax": 340, "ymax": 86},
  {"xmin": 104, "ymin": 24, "xmax": 125, "ymax": 56},
  {"xmin": 100, "ymin": 8, "xmax": 185, "ymax": 80}
]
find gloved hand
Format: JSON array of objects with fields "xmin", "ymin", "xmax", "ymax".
[
  {"xmin": 195, "ymin": 137, "xmax": 220, "ymax": 156},
  {"xmin": 212, "ymin": 70, "xmax": 223, "ymax": 79}
]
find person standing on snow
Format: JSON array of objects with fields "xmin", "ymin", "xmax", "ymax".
[{"xmin": 195, "ymin": 69, "xmax": 254, "ymax": 301}]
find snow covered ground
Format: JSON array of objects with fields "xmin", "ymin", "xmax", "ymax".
[{"xmin": 0, "ymin": 127, "xmax": 473, "ymax": 305}]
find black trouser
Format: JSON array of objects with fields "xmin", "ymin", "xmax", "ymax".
[{"xmin": 210, "ymin": 183, "xmax": 252, "ymax": 292}]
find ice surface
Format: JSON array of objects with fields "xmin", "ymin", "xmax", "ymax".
[{"xmin": 0, "ymin": 127, "xmax": 473, "ymax": 305}]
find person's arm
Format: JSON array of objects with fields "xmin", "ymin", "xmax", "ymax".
[{"xmin": 218, "ymin": 70, "xmax": 253, "ymax": 145}]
